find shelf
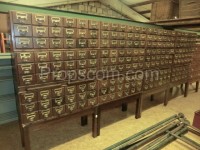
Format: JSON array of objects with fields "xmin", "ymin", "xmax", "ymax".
[{"xmin": 0, "ymin": 53, "xmax": 11, "ymax": 59}]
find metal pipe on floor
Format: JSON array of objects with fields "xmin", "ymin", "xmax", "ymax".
[{"xmin": 105, "ymin": 114, "xmax": 184, "ymax": 150}]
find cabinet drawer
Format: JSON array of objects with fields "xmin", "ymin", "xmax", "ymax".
[
  {"xmin": 101, "ymin": 22, "xmax": 110, "ymax": 30},
  {"xmin": 36, "ymin": 73, "xmax": 51, "ymax": 84},
  {"xmin": 64, "ymin": 18, "xmax": 77, "ymax": 28},
  {"xmin": 77, "ymin": 60, "xmax": 87, "ymax": 69},
  {"xmin": 18, "ymin": 63, "xmax": 35, "ymax": 75},
  {"xmin": 110, "ymin": 40, "xmax": 119, "ymax": 48},
  {"xmin": 39, "ymin": 108, "xmax": 52, "ymax": 119},
  {"xmin": 77, "ymin": 39, "xmax": 88, "ymax": 48},
  {"xmin": 53, "ymin": 97, "xmax": 65, "ymax": 106},
  {"xmin": 119, "ymin": 32, "xmax": 127, "ymax": 40},
  {"xmin": 77, "ymin": 92, "xmax": 87, "ymax": 101},
  {"xmin": 14, "ymin": 24, "xmax": 32, "ymax": 37},
  {"xmin": 99, "ymin": 80, "xmax": 109, "ymax": 88},
  {"xmin": 100, "ymin": 58, "xmax": 110, "ymax": 66},
  {"xmin": 38, "ymin": 99, "xmax": 52, "ymax": 110},
  {"xmin": 88, "ymin": 81, "xmax": 97, "ymax": 90},
  {"xmin": 109, "ymin": 93, "xmax": 116, "ymax": 101},
  {"xmin": 101, "ymin": 31, "xmax": 110, "ymax": 39},
  {"xmin": 36, "ymin": 62, "xmax": 51, "ymax": 73},
  {"xmin": 32, "ymin": 26, "xmax": 48, "ymax": 37},
  {"xmin": 110, "ymin": 32, "xmax": 119, "ymax": 39},
  {"xmin": 77, "ymin": 50, "xmax": 88, "ymax": 59},
  {"xmin": 19, "ymin": 91, "xmax": 37, "ymax": 104},
  {"xmin": 50, "ymin": 51, "xmax": 63, "ymax": 61},
  {"xmin": 33, "ymin": 38, "xmax": 49, "ymax": 49},
  {"xmin": 88, "ymin": 68, "xmax": 97, "ymax": 76},
  {"xmin": 119, "ymin": 40, "xmax": 126, "ymax": 48},
  {"xmin": 51, "ymin": 61, "xmax": 64, "ymax": 71},
  {"xmin": 100, "ymin": 40, "xmax": 110, "ymax": 48},
  {"xmin": 127, "ymin": 26, "xmax": 134, "ymax": 32},
  {"xmin": 19, "ymin": 74, "xmax": 36, "ymax": 86},
  {"xmin": 88, "ymin": 50, "xmax": 98, "ymax": 59},
  {"xmin": 110, "ymin": 58, "xmax": 118, "ymax": 65},
  {"xmin": 77, "ymin": 29, "xmax": 88, "ymax": 38},
  {"xmin": 49, "ymin": 27, "xmax": 63, "ymax": 37},
  {"xmin": 65, "ymin": 86, "xmax": 76, "ymax": 95},
  {"xmin": 116, "ymin": 91, "xmax": 123, "ymax": 99},
  {"xmin": 32, "ymin": 14, "xmax": 48, "ymax": 26},
  {"xmin": 53, "ymin": 105, "xmax": 66, "ymax": 116},
  {"xmin": 15, "ymin": 37, "xmax": 33, "ymax": 49},
  {"xmin": 77, "ymin": 84, "xmax": 87, "ymax": 93},
  {"xmin": 49, "ymin": 16, "xmax": 63, "ymax": 26},
  {"xmin": 87, "ymin": 90, "xmax": 97, "ymax": 99},
  {"xmin": 51, "ymin": 87, "xmax": 64, "ymax": 97},
  {"xmin": 22, "ymin": 111, "xmax": 39, "ymax": 124},
  {"xmin": 119, "ymin": 24, "xmax": 127, "ymax": 32},
  {"xmin": 35, "ymin": 51, "xmax": 50, "ymax": 62},
  {"xmin": 110, "ymin": 50, "xmax": 118, "ymax": 57},
  {"xmin": 99, "ymin": 95, "xmax": 108, "ymax": 103},
  {"xmin": 88, "ymin": 39, "xmax": 99, "ymax": 48},
  {"xmin": 65, "ymin": 60, "xmax": 76, "ymax": 70},
  {"xmin": 12, "ymin": 11, "xmax": 32, "ymax": 24},
  {"xmin": 78, "ymin": 100, "xmax": 88, "ymax": 109},
  {"xmin": 66, "ymin": 103, "xmax": 77, "ymax": 113},
  {"xmin": 38, "ymin": 89, "xmax": 51, "ymax": 100},
  {"xmin": 77, "ymin": 19, "xmax": 88, "ymax": 28},
  {"xmin": 64, "ymin": 39, "xmax": 76, "ymax": 49},
  {"xmin": 52, "ymin": 71, "xmax": 65, "ymax": 81},
  {"xmin": 108, "ymin": 86, "xmax": 116, "ymax": 93},
  {"xmin": 65, "ymin": 51, "xmax": 76, "ymax": 60},
  {"xmin": 100, "ymin": 50, "xmax": 109, "ymax": 58},
  {"xmin": 110, "ymin": 23, "xmax": 119, "ymax": 31},
  {"xmin": 88, "ymin": 98, "xmax": 98, "ymax": 107},
  {"xmin": 126, "ymin": 41, "xmax": 134, "ymax": 49},
  {"xmin": 88, "ymin": 59, "xmax": 97, "ymax": 68},
  {"xmin": 88, "ymin": 30, "xmax": 99, "ymax": 38},
  {"xmin": 49, "ymin": 38, "xmax": 63, "ymax": 49},
  {"xmin": 16, "ymin": 52, "xmax": 34, "ymax": 63},
  {"xmin": 65, "ymin": 94, "xmax": 76, "ymax": 103},
  {"xmin": 64, "ymin": 28, "xmax": 76, "ymax": 38},
  {"xmin": 89, "ymin": 20, "xmax": 99, "ymax": 29}
]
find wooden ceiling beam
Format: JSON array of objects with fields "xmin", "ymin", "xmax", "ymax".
[
  {"xmin": 138, "ymin": 10, "xmax": 151, "ymax": 14},
  {"xmin": 129, "ymin": 1, "xmax": 152, "ymax": 7}
]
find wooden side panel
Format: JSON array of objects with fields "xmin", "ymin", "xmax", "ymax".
[{"xmin": 0, "ymin": 13, "xmax": 10, "ymax": 33}]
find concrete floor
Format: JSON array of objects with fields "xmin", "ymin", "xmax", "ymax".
[{"xmin": 0, "ymin": 85, "xmax": 200, "ymax": 150}]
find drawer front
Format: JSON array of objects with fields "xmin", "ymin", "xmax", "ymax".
[
  {"xmin": 88, "ymin": 81, "xmax": 97, "ymax": 90},
  {"xmin": 64, "ymin": 39, "xmax": 76, "ymax": 49},
  {"xmin": 77, "ymin": 29, "xmax": 88, "ymax": 38},
  {"xmin": 88, "ymin": 50, "xmax": 98, "ymax": 59},
  {"xmin": 101, "ymin": 31, "xmax": 110, "ymax": 39},
  {"xmin": 51, "ymin": 61, "xmax": 64, "ymax": 71},
  {"xmin": 77, "ymin": 19, "xmax": 88, "ymax": 28},
  {"xmin": 65, "ymin": 51, "xmax": 76, "ymax": 60},
  {"xmin": 49, "ymin": 27, "xmax": 63, "ymax": 37},
  {"xmin": 88, "ymin": 30, "xmax": 99, "ymax": 38},
  {"xmin": 110, "ymin": 32, "xmax": 119, "ymax": 39},
  {"xmin": 18, "ymin": 63, "xmax": 35, "ymax": 75},
  {"xmin": 111, "ymin": 23, "xmax": 119, "ymax": 31},
  {"xmin": 77, "ymin": 50, "xmax": 88, "ymax": 59},
  {"xmin": 65, "ymin": 94, "xmax": 76, "ymax": 103},
  {"xmin": 15, "ymin": 37, "xmax": 33, "ymax": 49},
  {"xmin": 100, "ymin": 58, "xmax": 110, "ymax": 66},
  {"xmin": 33, "ymin": 38, "xmax": 49, "ymax": 49},
  {"xmin": 110, "ymin": 58, "xmax": 118, "ymax": 65},
  {"xmin": 126, "ymin": 41, "xmax": 133, "ymax": 47},
  {"xmin": 36, "ymin": 73, "xmax": 51, "ymax": 84},
  {"xmin": 49, "ymin": 16, "xmax": 63, "ymax": 26},
  {"xmin": 77, "ymin": 39, "xmax": 88, "ymax": 48},
  {"xmin": 77, "ymin": 84, "xmax": 87, "ymax": 93},
  {"xmin": 88, "ymin": 68, "xmax": 97, "ymax": 76},
  {"xmin": 53, "ymin": 105, "xmax": 66, "ymax": 116},
  {"xmin": 110, "ymin": 50, "xmax": 118, "ymax": 57},
  {"xmin": 66, "ymin": 102, "xmax": 77, "ymax": 113},
  {"xmin": 100, "ymin": 40, "xmax": 110, "ymax": 48},
  {"xmin": 119, "ymin": 32, "xmax": 127, "ymax": 40},
  {"xmin": 66, "ymin": 86, "xmax": 76, "ymax": 95},
  {"xmin": 49, "ymin": 38, "xmax": 63, "ymax": 49},
  {"xmin": 116, "ymin": 91, "xmax": 123, "ymax": 99},
  {"xmin": 66, "ymin": 70, "xmax": 77, "ymax": 80},
  {"xmin": 99, "ymin": 80, "xmax": 109, "ymax": 88},
  {"xmin": 53, "ymin": 97, "xmax": 65, "ymax": 106},
  {"xmin": 100, "ymin": 50, "xmax": 109, "ymax": 58},
  {"xmin": 127, "ymin": 26, "xmax": 134, "ymax": 32},
  {"xmin": 14, "ymin": 24, "xmax": 32, "ymax": 37},
  {"xmin": 88, "ymin": 39, "xmax": 99, "ymax": 48},
  {"xmin": 116, "ymin": 84, "xmax": 124, "ymax": 91},
  {"xmin": 109, "ymin": 93, "xmax": 116, "ymax": 101},
  {"xmin": 35, "ymin": 51, "xmax": 50, "ymax": 62},
  {"xmin": 38, "ymin": 99, "xmax": 52, "ymax": 110},
  {"xmin": 32, "ymin": 26, "xmax": 48, "ymax": 37},
  {"xmin": 118, "ymin": 50, "xmax": 125, "ymax": 57},
  {"xmin": 52, "ymin": 71, "xmax": 65, "ymax": 81},
  {"xmin": 99, "ymin": 95, "xmax": 108, "ymax": 103},
  {"xmin": 77, "ymin": 92, "xmax": 87, "ymax": 101},
  {"xmin": 50, "ymin": 51, "xmax": 63, "ymax": 61},
  {"xmin": 87, "ymin": 90, "xmax": 97, "ymax": 99},
  {"xmin": 64, "ymin": 28, "xmax": 76, "ymax": 38},
  {"xmin": 88, "ymin": 98, "xmax": 98, "ymax": 107},
  {"xmin": 77, "ymin": 60, "xmax": 87, "ymax": 69},
  {"xmin": 119, "ymin": 24, "xmax": 127, "ymax": 32},
  {"xmin": 101, "ymin": 22, "xmax": 110, "ymax": 30},
  {"xmin": 52, "ymin": 87, "xmax": 64, "ymax": 97},
  {"xmin": 36, "ymin": 63, "xmax": 51, "ymax": 73},
  {"xmin": 88, "ymin": 59, "xmax": 97, "ymax": 68},
  {"xmin": 22, "ymin": 111, "xmax": 39, "ymax": 124},
  {"xmin": 64, "ymin": 18, "xmax": 77, "ymax": 28},
  {"xmin": 19, "ymin": 74, "xmax": 36, "ymax": 86},
  {"xmin": 39, "ymin": 108, "xmax": 52, "ymax": 119},
  {"xmin": 19, "ymin": 91, "xmax": 37, "ymax": 104},
  {"xmin": 65, "ymin": 60, "xmax": 76, "ymax": 70},
  {"xmin": 32, "ymin": 14, "xmax": 48, "ymax": 25},
  {"xmin": 78, "ymin": 100, "xmax": 88, "ymax": 109},
  {"xmin": 16, "ymin": 52, "xmax": 34, "ymax": 63},
  {"xmin": 108, "ymin": 86, "xmax": 116, "ymax": 93},
  {"xmin": 38, "ymin": 89, "xmax": 51, "ymax": 100},
  {"xmin": 12, "ymin": 11, "xmax": 32, "ymax": 24},
  {"xmin": 119, "ymin": 40, "xmax": 126, "ymax": 48},
  {"xmin": 89, "ymin": 20, "xmax": 100, "ymax": 29}
]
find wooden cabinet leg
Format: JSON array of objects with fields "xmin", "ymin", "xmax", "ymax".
[
  {"xmin": 170, "ymin": 87, "xmax": 173, "ymax": 93},
  {"xmin": 121, "ymin": 103, "xmax": 128, "ymax": 112},
  {"xmin": 196, "ymin": 81, "xmax": 199, "ymax": 92},
  {"xmin": 150, "ymin": 94, "xmax": 154, "ymax": 101},
  {"xmin": 92, "ymin": 107, "xmax": 100, "ymax": 138},
  {"xmin": 184, "ymin": 82, "xmax": 189, "ymax": 97},
  {"xmin": 164, "ymin": 88, "xmax": 169, "ymax": 106},
  {"xmin": 135, "ymin": 94, "xmax": 143, "ymax": 119},
  {"xmin": 81, "ymin": 115, "xmax": 88, "ymax": 126},
  {"xmin": 181, "ymin": 84, "xmax": 184, "ymax": 89},
  {"xmin": 19, "ymin": 124, "xmax": 25, "ymax": 147},
  {"xmin": 23, "ymin": 126, "xmax": 31, "ymax": 150}
]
